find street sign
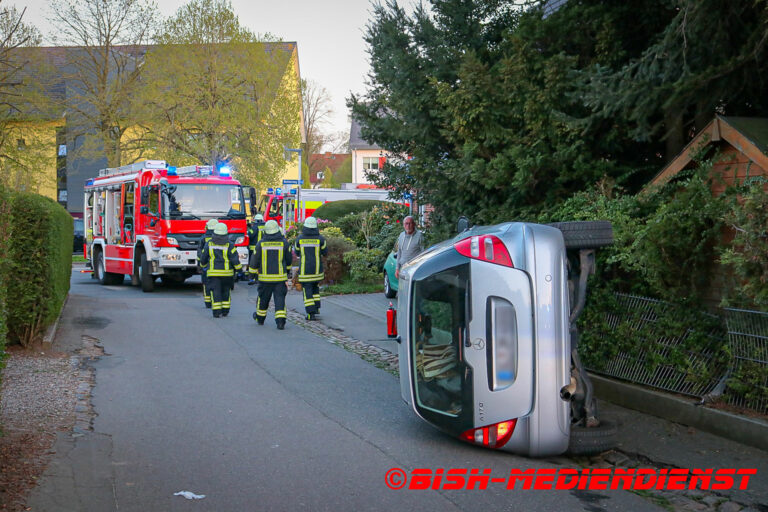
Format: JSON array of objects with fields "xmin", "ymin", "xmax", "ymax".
[{"xmin": 282, "ymin": 179, "xmax": 303, "ymax": 185}]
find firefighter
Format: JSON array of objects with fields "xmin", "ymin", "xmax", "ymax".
[
  {"xmin": 293, "ymin": 216, "xmax": 327, "ymax": 321},
  {"xmin": 248, "ymin": 220, "xmax": 292, "ymax": 330},
  {"xmin": 198, "ymin": 219, "xmax": 219, "ymax": 308},
  {"xmin": 248, "ymin": 213, "xmax": 266, "ymax": 257},
  {"xmin": 199, "ymin": 223, "xmax": 242, "ymax": 318}
]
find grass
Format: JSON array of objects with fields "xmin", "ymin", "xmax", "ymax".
[
  {"xmin": 72, "ymin": 254, "xmax": 86, "ymax": 263},
  {"xmin": 320, "ymin": 280, "xmax": 383, "ymax": 296}
]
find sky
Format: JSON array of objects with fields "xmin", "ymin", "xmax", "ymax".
[{"xmin": 17, "ymin": 0, "xmax": 382, "ymax": 141}]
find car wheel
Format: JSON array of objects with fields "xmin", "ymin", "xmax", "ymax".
[
  {"xmin": 139, "ymin": 251, "xmax": 155, "ymax": 293},
  {"xmin": 548, "ymin": 221, "xmax": 614, "ymax": 249},
  {"xmin": 384, "ymin": 272, "xmax": 397, "ymax": 298},
  {"xmin": 566, "ymin": 419, "xmax": 618, "ymax": 455}
]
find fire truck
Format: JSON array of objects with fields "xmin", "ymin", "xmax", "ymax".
[
  {"xmin": 84, "ymin": 160, "xmax": 250, "ymax": 292},
  {"xmin": 254, "ymin": 187, "xmax": 402, "ymax": 226}
]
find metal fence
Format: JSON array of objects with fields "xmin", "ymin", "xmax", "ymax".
[
  {"xmin": 723, "ymin": 308, "xmax": 768, "ymax": 413},
  {"xmin": 588, "ymin": 294, "xmax": 727, "ymax": 400}
]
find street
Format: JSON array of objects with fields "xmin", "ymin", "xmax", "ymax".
[{"xmin": 26, "ymin": 270, "xmax": 664, "ymax": 512}]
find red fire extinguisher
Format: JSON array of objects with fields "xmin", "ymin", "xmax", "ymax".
[{"xmin": 386, "ymin": 302, "xmax": 398, "ymax": 338}]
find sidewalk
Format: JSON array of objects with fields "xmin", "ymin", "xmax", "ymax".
[{"xmin": 285, "ymin": 291, "xmax": 768, "ymax": 508}]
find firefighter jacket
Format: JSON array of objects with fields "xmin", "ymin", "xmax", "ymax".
[
  {"xmin": 199, "ymin": 233, "xmax": 242, "ymax": 277},
  {"xmin": 248, "ymin": 221, "xmax": 265, "ymax": 252},
  {"xmin": 294, "ymin": 226, "xmax": 327, "ymax": 282},
  {"xmin": 249, "ymin": 231, "xmax": 292, "ymax": 282},
  {"xmin": 197, "ymin": 228, "xmax": 215, "ymax": 264}
]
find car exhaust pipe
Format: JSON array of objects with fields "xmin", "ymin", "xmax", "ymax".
[{"xmin": 560, "ymin": 377, "xmax": 578, "ymax": 401}]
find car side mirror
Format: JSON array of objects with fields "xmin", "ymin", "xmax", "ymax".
[
  {"xmin": 457, "ymin": 216, "xmax": 470, "ymax": 233},
  {"xmin": 149, "ymin": 218, "xmax": 157, "ymax": 227},
  {"xmin": 141, "ymin": 187, "xmax": 149, "ymax": 204},
  {"xmin": 140, "ymin": 206, "xmax": 148, "ymax": 215}
]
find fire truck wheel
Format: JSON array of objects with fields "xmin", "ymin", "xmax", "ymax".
[
  {"xmin": 139, "ymin": 251, "xmax": 155, "ymax": 293},
  {"xmin": 95, "ymin": 249, "xmax": 122, "ymax": 286}
]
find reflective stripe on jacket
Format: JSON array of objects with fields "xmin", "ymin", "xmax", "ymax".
[
  {"xmin": 294, "ymin": 230, "xmax": 327, "ymax": 282},
  {"xmin": 200, "ymin": 241, "xmax": 242, "ymax": 277},
  {"xmin": 249, "ymin": 233, "xmax": 292, "ymax": 282}
]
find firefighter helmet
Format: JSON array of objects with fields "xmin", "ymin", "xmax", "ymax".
[
  {"xmin": 255, "ymin": 214, "xmax": 264, "ymax": 221},
  {"xmin": 264, "ymin": 220, "xmax": 280, "ymax": 234},
  {"xmin": 206, "ymin": 219, "xmax": 219, "ymax": 230},
  {"xmin": 304, "ymin": 216, "xmax": 318, "ymax": 229},
  {"xmin": 214, "ymin": 223, "xmax": 228, "ymax": 235}
]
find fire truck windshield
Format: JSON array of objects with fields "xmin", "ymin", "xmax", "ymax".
[{"xmin": 162, "ymin": 184, "xmax": 246, "ymax": 220}]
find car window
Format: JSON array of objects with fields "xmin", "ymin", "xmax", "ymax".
[{"xmin": 412, "ymin": 263, "xmax": 469, "ymax": 417}]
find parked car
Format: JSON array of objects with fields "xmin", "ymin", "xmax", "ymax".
[
  {"xmin": 73, "ymin": 218, "xmax": 85, "ymax": 253},
  {"xmin": 395, "ymin": 220, "xmax": 614, "ymax": 457},
  {"xmin": 383, "ymin": 251, "xmax": 398, "ymax": 298}
]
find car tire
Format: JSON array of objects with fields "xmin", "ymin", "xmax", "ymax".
[
  {"xmin": 384, "ymin": 272, "xmax": 397, "ymax": 298},
  {"xmin": 566, "ymin": 419, "xmax": 618, "ymax": 455},
  {"xmin": 95, "ymin": 250, "xmax": 123, "ymax": 285},
  {"xmin": 548, "ymin": 221, "xmax": 614, "ymax": 249},
  {"xmin": 139, "ymin": 251, "xmax": 155, "ymax": 293}
]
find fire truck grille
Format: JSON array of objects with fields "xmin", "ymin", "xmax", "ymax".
[{"xmin": 169, "ymin": 233, "xmax": 204, "ymax": 250}]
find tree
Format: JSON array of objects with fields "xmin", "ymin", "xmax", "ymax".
[
  {"xmin": 0, "ymin": 2, "xmax": 53, "ymax": 193},
  {"xmin": 49, "ymin": 0, "xmax": 158, "ymax": 167},
  {"xmin": 584, "ymin": 0, "xmax": 768, "ymax": 162},
  {"xmin": 349, "ymin": 0, "xmax": 684, "ymax": 231},
  {"xmin": 133, "ymin": 0, "xmax": 301, "ymax": 189},
  {"xmin": 301, "ymin": 79, "xmax": 334, "ymax": 172}
]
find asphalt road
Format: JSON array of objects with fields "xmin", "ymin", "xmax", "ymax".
[{"xmin": 28, "ymin": 270, "xmax": 660, "ymax": 511}]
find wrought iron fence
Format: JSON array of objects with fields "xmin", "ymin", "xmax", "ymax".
[
  {"xmin": 587, "ymin": 293, "xmax": 728, "ymax": 400},
  {"xmin": 723, "ymin": 308, "xmax": 768, "ymax": 413}
]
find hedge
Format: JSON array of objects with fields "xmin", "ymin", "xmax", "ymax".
[
  {"xmin": 5, "ymin": 191, "xmax": 73, "ymax": 347},
  {"xmin": 0, "ymin": 185, "xmax": 11, "ymax": 363},
  {"xmin": 312, "ymin": 200, "xmax": 386, "ymax": 222}
]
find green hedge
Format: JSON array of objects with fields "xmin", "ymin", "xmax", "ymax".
[
  {"xmin": 5, "ymin": 192, "xmax": 72, "ymax": 347},
  {"xmin": 0, "ymin": 185, "xmax": 11, "ymax": 363},
  {"xmin": 313, "ymin": 200, "xmax": 386, "ymax": 222}
]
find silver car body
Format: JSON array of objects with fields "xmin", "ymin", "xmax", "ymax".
[{"xmin": 397, "ymin": 222, "xmax": 571, "ymax": 457}]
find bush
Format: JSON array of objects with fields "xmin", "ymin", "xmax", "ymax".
[
  {"xmin": 313, "ymin": 200, "xmax": 387, "ymax": 222},
  {"xmin": 6, "ymin": 192, "xmax": 73, "ymax": 346},
  {"xmin": 343, "ymin": 248, "xmax": 385, "ymax": 283},
  {"xmin": 0, "ymin": 185, "xmax": 11, "ymax": 365},
  {"xmin": 320, "ymin": 226, "xmax": 355, "ymax": 284}
]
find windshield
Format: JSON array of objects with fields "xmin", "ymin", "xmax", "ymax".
[{"xmin": 162, "ymin": 184, "xmax": 245, "ymax": 220}]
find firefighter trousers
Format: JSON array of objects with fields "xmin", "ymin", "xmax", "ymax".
[
  {"xmin": 301, "ymin": 280, "xmax": 321, "ymax": 315},
  {"xmin": 201, "ymin": 269, "xmax": 211, "ymax": 307},
  {"xmin": 255, "ymin": 281, "xmax": 287, "ymax": 324},
  {"xmin": 208, "ymin": 276, "xmax": 233, "ymax": 316}
]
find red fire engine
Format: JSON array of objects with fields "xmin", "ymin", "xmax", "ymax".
[{"xmin": 84, "ymin": 160, "xmax": 249, "ymax": 292}]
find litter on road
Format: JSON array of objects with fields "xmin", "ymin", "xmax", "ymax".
[{"xmin": 174, "ymin": 491, "xmax": 206, "ymax": 500}]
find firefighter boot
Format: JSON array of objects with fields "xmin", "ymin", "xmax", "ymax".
[
  {"xmin": 276, "ymin": 319, "xmax": 286, "ymax": 330},
  {"xmin": 213, "ymin": 311, "xmax": 221, "ymax": 318},
  {"xmin": 252, "ymin": 312, "xmax": 265, "ymax": 325},
  {"xmin": 307, "ymin": 312, "xmax": 317, "ymax": 321},
  {"xmin": 222, "ymin": 309, "xmax": 229, "ymax": 317}
]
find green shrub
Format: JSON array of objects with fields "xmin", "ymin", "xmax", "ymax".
[
  {"xmin": 313, "ymin": 199, "xmax": 386, "ymax": 222},
  {"xmin": 343, "ymin": 248, "xmax": 385, "ymax": 283},
  {"xmin": 0, "ymin": 185, "xmax": 11, "ymax": 365},
  {"xmin": 6, "ymin": 192, "xmax": 73, "ymax": 346},
  {"xmin": 320, "ymin": 226, "xmax": 355, "ymax": 284}
]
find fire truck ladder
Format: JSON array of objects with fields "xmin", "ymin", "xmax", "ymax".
[{"xmin": 97, "ymin": 160, "xmax": 167, "ymax": 177}]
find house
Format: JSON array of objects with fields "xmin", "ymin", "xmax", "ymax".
[
  {"xmin": 645, "ymin": 115, "xmax": 768, "ymax": 305},
  {"xmin": 308, "ymin": 152, "xmax": 351, "ymax": 187},
  {"xmin": 646, "ymin": 115, "xmax": 768, "ymax": 195},
  {"xmin": 349, "ymin": 118, "xmax": 388, "ymax": 185},
  {"xmin": 6, "ymin": 43, "xmax": 304, "ymax": 216}
]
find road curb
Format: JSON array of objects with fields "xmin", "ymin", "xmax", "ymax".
[
  {"xmin": 42, "ymin": 294, "xmax": 69, "ymax": 350},
  {"xmin": 590, "ymin": 373, "xmax": 768, "ymax": 452}
]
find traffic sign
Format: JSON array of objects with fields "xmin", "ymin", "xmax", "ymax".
[{"xmin": 282, "ymin": 179, "xmax": 303, "ymax": 185}]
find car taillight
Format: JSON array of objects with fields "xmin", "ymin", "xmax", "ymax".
[
  {"xmin": 454, "ymin": 235, "xmax": 513, "ymax": 267},
  {"xmin": 460, "ymin": 419, "xmax": 517, "ymax": 449}
]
